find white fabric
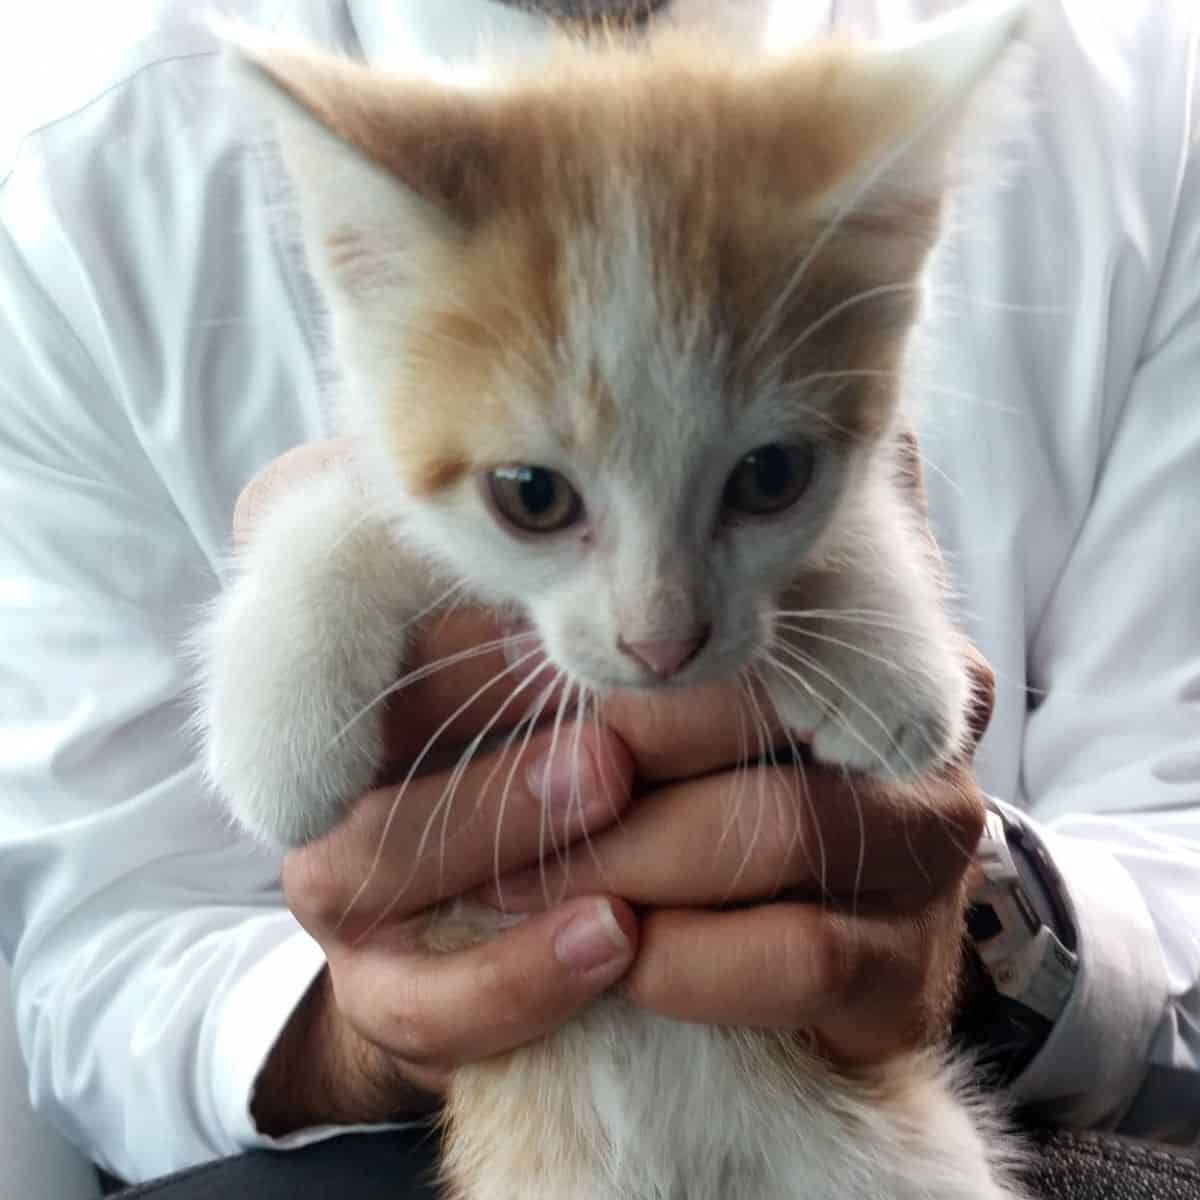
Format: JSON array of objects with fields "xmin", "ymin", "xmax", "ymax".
[
  {"xmin": 0, "ymin": 0, "xmax": 1197, "ymax": 1183},
  {"xmin": 0, "ymin": 962, "xmax": 100, "ymax": 1200}
]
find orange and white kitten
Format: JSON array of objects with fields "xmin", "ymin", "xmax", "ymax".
[{"xmin": 199, "ymin": 4, "xmax": 1031, "ymax": 1198}]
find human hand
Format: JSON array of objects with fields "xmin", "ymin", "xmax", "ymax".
[
  {"xmin": 482, "ymin": 420, "xmax": 993, "ymax": 1067},
  {"xmin": 484, "ymin": 650, "xmax": 993, "ymax": 1066},
  {"xmin": 236, "ymin": 442, "xmax": 639, "ymax": 1134}
]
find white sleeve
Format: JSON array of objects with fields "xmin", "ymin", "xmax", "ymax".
[
  {"xmin": 0, "ymin": 204, "xmax": 338, "ymax": 1182},
  {"xmin": 1006, "ymin": 35, "xmax": 1200, "ymax": 1140}
]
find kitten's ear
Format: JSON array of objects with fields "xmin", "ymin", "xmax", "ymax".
[
  {"xmin": 809, "ymin": 0, "xmax": 1033, "ymax": 219},
  {"xmin": 222, "ymin": 31, "xmax": 501, "ymax": 296}
]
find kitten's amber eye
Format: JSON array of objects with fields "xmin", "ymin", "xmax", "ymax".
[
  {"xmin": 488, "ymin": 465, "xmax": 583, "ymax": 533},
  {"xmin": 723, "ymin": 443, "xmax": 815, "ymax": 517}
]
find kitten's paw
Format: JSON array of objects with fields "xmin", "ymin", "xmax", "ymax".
[
  {"xmin": 198, "ymin": 584, "xmax": 390, "ymax": 847},
  {"xmin": 769, "ymin": 659, "xmax": 966, "ymax": 781},
  {"xmin": 809, "ymin": 699, "xmax": 958, "ymax": 780},
  {"xmin": 194, "ymin": 468, "xmax": 416, "ymax": 848}
]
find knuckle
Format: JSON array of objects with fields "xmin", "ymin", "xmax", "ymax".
[
  {"xmin": 962, "ymin": 645, "xmax": 996, "ymax": 742},
  {"xmin": 811, "ymin": 921, "xmax": 859, "ymax": 1008},
  {"xmin": 943, "ymin": 779, "xmax": 987, "ymax": 854},
  {"xmin": 280, "ymin": 846, "xmax": 347, "ymax": 929},
  {"xmin": 803, "ymin": 915, "xmax": 856, "ymax": 1010},
  {"xmin": 473, "ymin": 954, "xmax": 540, "ymax": 1034},
  {"xmin": 384, "ymin": 980, "xmax": 449, "ymax": 1067},
  {"xmin": 911, "ymin": 774, "xmax": 985, "ymax": 886}
]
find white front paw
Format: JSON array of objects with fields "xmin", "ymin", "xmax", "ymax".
[
  {"xmin": 198, "ymin": 583, "xmax": 390, "ymax": 847},
  {"xmin": 768, "ymin": 654, "xmax": 966, "ymax": 781},
  {"xmin": 193, "ymin": 468, "xmax": 414, "ymax": 848},
  {"xmin": 808, "ymin": 688, "xmax": 960, "ymax": 779}
]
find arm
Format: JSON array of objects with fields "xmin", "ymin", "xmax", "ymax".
[{"xmin": 1005, "ymin": 44, "xmax": 1200, "ymax": 1138}]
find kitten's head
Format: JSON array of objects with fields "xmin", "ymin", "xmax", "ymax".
[{"xmin": 231, "ymin": 3, "xmax": 1026, "ymax": 692}]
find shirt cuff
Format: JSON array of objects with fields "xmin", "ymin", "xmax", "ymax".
[
  {"xmin": 1006, "ymin": 820, "xmax": 1169, "ymax": 1128},
  {"xmin": 208, "ymin": 918, "xmax": 415, "ymax": 1154},
  {"xmin": 207, "ymin": 921, "xmax": 330, "ymax": 1150}
]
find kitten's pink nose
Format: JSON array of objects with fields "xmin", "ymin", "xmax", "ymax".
[{"xmin": 618, "ymin": 630, "xmax": 710, "ymax": 679}]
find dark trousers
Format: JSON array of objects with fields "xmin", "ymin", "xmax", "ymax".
[{"xmin": 104, "ymin": 1125, "xmax": 1200, "ymax": 1200}]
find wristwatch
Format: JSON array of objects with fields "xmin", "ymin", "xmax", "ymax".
[{"xmin": 955, "ymin": 803, "xmax": 1079, "ymax": 1085}]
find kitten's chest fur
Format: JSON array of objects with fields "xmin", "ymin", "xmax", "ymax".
[{"xmin": 429, "ymin": 903, "xmax": 1007, "ymax": 1200}]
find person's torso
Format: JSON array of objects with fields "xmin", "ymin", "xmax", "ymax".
[{"xmin": 3, "ymin": 0, "xmax": 1190, "ymax": 803}]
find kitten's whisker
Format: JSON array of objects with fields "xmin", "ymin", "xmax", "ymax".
[
  {"xmin": 773, "ymin": 364, "xmax": 1020, "ymax": 418},
  {"xmin": 772, "ymin": 624, "xmax": 913, "ymax": 675},
  {"xmin": 744, "ymin": 666, "xmax": 798, "ymax": 904},
  {"xmin": 746, "ymin": 77, "xmax": 996, "ymax": 364},
  {"xmin": 404, "ymin": 321, "xmax": 548, "ymax": 397},
  {"xmin": 765, "ymin": 647, "xmax": 979, "ymax": 865},
  {"xmin": 541, "ymin": 676, "xmax": 577, "ymax": 877},
  {"xmin": 719, "ymin": 678, "xmax": 754, "ymax": 859},
  {"xmin": 359, "ymin": 655, "xmax": 558, "ymax": 944},
  {"xmin": 757, "ymin": 674, "xmax": 832, "ymax": 910},
  {"xmin": 772, "ymin": 608, "xmax": 928, "ymax": 636},
  {"xmin": 845, "ymin": 769, "xmax": 866, "ymax": 925},
  {"xmin": 772, "ymin": 618, "xmax": 928, "ymax": 646},
  {"xmin": 902, "ymin": 804, "xmax": 936, "ymax": 889},
  {"xmin": 323, "ymin": 498, "xmax": 403, "ymax": 556},
  {"xmin": 758, "ymin": 282, "xmax": 924, "ymax": 385},
  {"xmin": 585, "ymin": 687, "xmax": 626, "ymax": 835},
  {"xmin": 775, "ymin": 641, "xmax": 923, "ymax": 774},
  {"xmin": 763, "ymin": 648, "xmax": 902, "ymax": 780},
  {"xmin": 775, "ymin": 608, "xmax": 1050, "ymax": 713},
  {"xmin": 336, "ymin": 646, "xmax": 547, "ymax": 939},
  {"xmin": 726, "ymin": 676, "xmax": 772, "ymax": 906},
  {"xmin": 571, "ymin": 685, "xmax": 625, "ymax": 894},
  {"xmin": 323, "ymin": 629, "xmax": 538, "ymax": 753},
  {"xmin": 423, "ymin": 644, "xmax": 545, "ymax": 857},
  {"xmin": 489, "ymin": 673, "xmax": 561, "ymax": 904}
]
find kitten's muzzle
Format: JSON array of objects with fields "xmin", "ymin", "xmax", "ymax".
[{"xmin": 616, "ymin": 627, "xmax": 711, "ymax": 680}]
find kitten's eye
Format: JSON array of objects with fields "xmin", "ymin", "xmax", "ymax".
[
  {"xmin": 488, "ymin": 465, "xmax": 583, "ymax": 533},
  {"xmin": 723, "ymin": 443, "xmax": 815, "ymax": 517}
]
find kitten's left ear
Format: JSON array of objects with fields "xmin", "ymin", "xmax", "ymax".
[
  {"xmin": 815, "ymin": 0, "xmax": 1034, "ymax": 218},
  {"xmin": 222, "ymin": 30, "xmax": 504, "ymax": 298}
]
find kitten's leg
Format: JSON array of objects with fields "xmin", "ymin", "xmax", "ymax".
[
  {"xmin": 769, "ymin": 502, "xmax": 969, "ymax": 780},
  {"xmin": 196, "ymin": 465, "xmax": 434, "ymax": 846}
]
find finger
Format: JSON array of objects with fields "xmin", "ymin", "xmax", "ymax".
[
  {"xmin": 285, "ymin": 723, "xmax": 634, "ymax": 934},
  {"xmin": 484, "ymin": 761, "xmax": 984, "ymax": 911},
  {"xmin": 962, "ymin": 642, "xmax": 995, "ymax": 748},
  {"xmin": 625, "ymin": 897, "xmax": 963, "ymax": 1063},
  {"xmin": 233, "ymin": 438, "xmax": 354, "ymax": 546},
  {"xmin": 380, "ymin": 608, "xmax": 551, "ymax": 762},
  {"xmin": 599, "ymin": 680, "xmax": 786, "ymax": 784},
  {"xmin": 335, "ymin": 897, "xmax": 637, "ymax": 1068}
]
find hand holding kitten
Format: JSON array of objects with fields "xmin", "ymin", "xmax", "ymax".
[
  {"xmin": 243, "ymin": 442, "xmax": 992, "ymax": 1135},
  {"xmin": 489, "ymin": 654, "xmax": 993, "ymax": 1067},
  {"xmin": 240, "ymin": 446, "xmax": 641, "ymax": 1134}
]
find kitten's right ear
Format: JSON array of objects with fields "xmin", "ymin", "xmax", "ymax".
[{"xmin": 222, "ymin": 30, "xmax": 502, "ymax": 298}]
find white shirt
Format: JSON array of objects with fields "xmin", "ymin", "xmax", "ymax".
[{"xmin": 0, "ymin": 0, "xmax": 1197, "ymax": 1182}]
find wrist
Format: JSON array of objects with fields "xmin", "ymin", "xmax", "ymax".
[
  {"xmin": 251, "ymin": 968, "xmax": 437, "ymax": 1136},
  {"xmin": 953, "ymin": 804, "xmax": 1079, "ymax": 1086}
]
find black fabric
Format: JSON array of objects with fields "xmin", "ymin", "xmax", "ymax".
[
  {"xmin": 102, "ymin": 1125, "xmax": 1200, "ymax": 1199},
  {"xmin": 1024, "ymin": 1129, "xmax": 1200, "ymax": 1200},
  {"xmin": 106, "ymin": 1129, "xmax": 442, "ymax": 1199},
  {"xmin": 494, "ymin": 0, "xmax": 671, "ymax": 22}
]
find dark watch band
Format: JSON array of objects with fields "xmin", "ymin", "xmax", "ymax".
[{"xmin": 955, "ymin": 805, "xmax": 1079, "ymax": 1085}]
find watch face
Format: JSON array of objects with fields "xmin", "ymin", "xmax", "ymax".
[{"xmin": 966, "ymin": 902, "xmax": 1004, "ymax": 943}]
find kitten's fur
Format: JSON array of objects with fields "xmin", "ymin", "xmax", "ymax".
[{"xmin": 199, "ymin": 5, "xmax": 1031, "ymax": 1197}]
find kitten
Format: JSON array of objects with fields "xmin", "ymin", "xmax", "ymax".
[{"xmin": 199, "ymin": 4, "xmax": 1031, "ymax": 1197}]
